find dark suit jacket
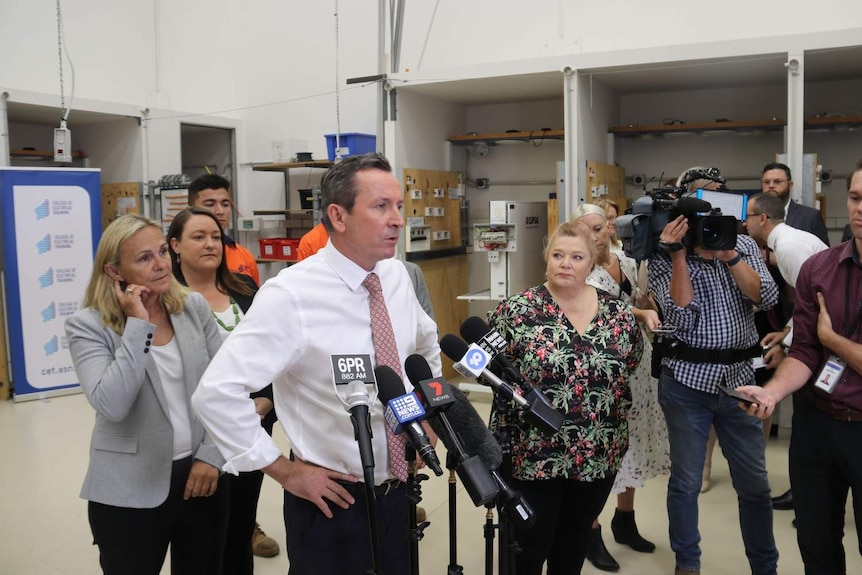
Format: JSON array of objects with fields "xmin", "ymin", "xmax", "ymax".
[
  {"xmin": 786, "ymin": 200, "xmax": 830, "ymax": 246},
  {"xmin": 65, "ymin": 292, "xmax": 225, "ymax": 508}
]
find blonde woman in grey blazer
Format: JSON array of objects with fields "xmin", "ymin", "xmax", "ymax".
[{"xmin": 65, "ymin": 214, "xmax": 227, "ymax": 575}]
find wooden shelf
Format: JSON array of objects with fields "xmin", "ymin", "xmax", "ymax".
[
  {"xmin": 448, "ymin": 129, "xmax": 564, "ymax": 144},
  {"xmin": 805, "ymin": 114, "xmax": 862, "ymax": 128},
  {"xmin": 256, "ymin": 258, "xmax": 297, "ymax": 264},
  {"xmin": 11, "ymin": 148, "xmax": 87, "ymax": 158},
  {"xmin": 609, "ymin": 119, "xmax": 786, "ymax": 137},
  {"xmin": 251, "ymin": 160, "xmax": 333, "ymax": 172}
]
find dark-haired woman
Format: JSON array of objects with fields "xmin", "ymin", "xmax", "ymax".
[{"xmin": 167, "ymin": 207, "xmax": 276, "ymax": 575}]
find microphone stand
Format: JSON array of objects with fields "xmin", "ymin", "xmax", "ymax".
[
  {"xmin": 483, "ymin": 500, "xmax": 497, "ymax": 575},
  {"xmin": 445, "ymin": 451, "xmax": 464, "ymax": 575},
  {"xmin": 349, "ymin": 407, "xmax": 382, "ymax": 575},
  {"xmin": 405, "ymin": 445, "xmax": 430, "ymax": 575},
  {"xmin": 492, "ymin": 389, "xmax": 519, "ymax": 575}
]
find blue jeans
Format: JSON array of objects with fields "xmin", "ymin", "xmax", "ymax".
[{"xmin": 658, "ymin": 368, "xmax": 778, "ymax": 574}]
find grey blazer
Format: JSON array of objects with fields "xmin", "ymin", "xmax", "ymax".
[{"xmin": 65, "ymin": 293, "xmax": 224, "ymax": 509}]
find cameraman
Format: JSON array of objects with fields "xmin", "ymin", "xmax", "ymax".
[{"xmin": 648, "ymin": 168, "xmax": 779, "ymax": 575}]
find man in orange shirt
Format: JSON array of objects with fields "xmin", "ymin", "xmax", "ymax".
[
  {"xmin": 188, "ymin": 175, "xmax": 260, "ymax": 286},
  {"xmin": 297, "ymin": 222, "xmax": 330, "ymax": 262}
]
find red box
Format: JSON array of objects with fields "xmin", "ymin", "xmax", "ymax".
[{"xmin": 259, "ymin": 238, "xmax": 300, "ymax": 261}]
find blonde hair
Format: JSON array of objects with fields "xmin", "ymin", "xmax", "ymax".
[
  {"xmin": 570, "ymin": 203, "xmax": 607, "ymax": 221},
  {"xmin": 543, "ymin": 220, "xmax": 596, "ymax": 265},
  {"xmin": 594, "ymin": 198, "xmax": 620, "ymax": 217},
  {"xmin": 83, "ymin": 214, "xmax": 188, "ymax": 335},
  {"xmin": 594, "ymin": 199, "xmax": 622, "ymax": 248},
  {"xmin": 571, "ymin": 203, "xmax": 612, "ymax": 255}
]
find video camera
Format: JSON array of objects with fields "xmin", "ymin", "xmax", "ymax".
[{"xmin": 615, "ymin": 168, "xmax": 738, "ymax": 261}]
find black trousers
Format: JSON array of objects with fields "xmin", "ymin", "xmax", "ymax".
[
  {"xmin": 222, "ymin": 470, "xmax": 265, "ymax": 575},
  {"xmin": 790, "ymin": 396, "xmax": 862, "ymax": 575},
  {"xmin": 282, "ymin": 482, "xmax": 409, "ymax": 575},
  {"xmin": 510, "ymin": 475, "xmax": 616, "ymax": 575},
  {"xmin": 88, "ymin": 457, "xmax": 229, "ymax": 575}
]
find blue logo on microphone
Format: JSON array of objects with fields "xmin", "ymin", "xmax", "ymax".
[{"xmin": 467, "ymin": 346, "xmax": 489, "ymax": 370}]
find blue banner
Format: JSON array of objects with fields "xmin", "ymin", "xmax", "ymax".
[{"xmin": 0, "ymin": 168, "xmax": 101, "ymax": 401}]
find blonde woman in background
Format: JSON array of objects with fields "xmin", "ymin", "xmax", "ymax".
[
  {"xmin": 573, "ymin": 204, "xmax": 671, "ymax": 572},
  {"xmin": 596, "ymin": 198, "xmax": 623, "ymax": 252}
]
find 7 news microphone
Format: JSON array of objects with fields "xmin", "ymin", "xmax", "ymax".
[
  {"xmin": 403, "ymin": 354, "xmax": 498, "ymax": 506},
  {"xmin": 405, "ymin": 354, "xmax": 535, "ymax": 527},
  {"xmin": 458, "ymin": 317, "xmax": 564, "ymax": 435},
  {"xmin": 374, "ymin": 365, "xmax": 443, "ymax": 477},
  {"xmin": 439, "ymin": 333, "xmax": 563, "ymax": 435}
]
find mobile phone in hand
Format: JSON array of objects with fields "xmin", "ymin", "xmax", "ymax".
[{"xmin": 717, "ymin": 383, "xmax": 758, "ymax": 407}]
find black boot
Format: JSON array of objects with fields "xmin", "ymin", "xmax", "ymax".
[
  {"xmin": 587, "ymin": 525, "xmax": 620, "ymax": 572},
  {"xmin": 611, "ymin": 509, "xmax": 656, "ymax": 553}
]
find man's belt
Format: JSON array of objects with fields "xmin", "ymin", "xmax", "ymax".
[
  {"xmin": 811, "ymin": 392, "xmax": 862, "ymax": 423},
  {"xmin": 337, "ymin": 478, "xmax": 402, "ymax": 498},
  {"xmin": 664, "ymin": 341, "xmax": 762, "ymax": 365}
]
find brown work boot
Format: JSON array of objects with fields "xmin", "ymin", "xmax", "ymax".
[
  {"xmin": 252, "ymin": 523, "xmax": 280, "ymax": 558},
  {"xmin": 674, "ymin": 568, "xmax": 700, "ymax": 575}
]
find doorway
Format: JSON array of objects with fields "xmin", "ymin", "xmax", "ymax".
[{"xmin": 180, "ymin": 123, "xmax": 236, "ymax": 225}]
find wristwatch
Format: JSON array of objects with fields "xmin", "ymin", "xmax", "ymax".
[
  {"xmin": 725, "ymin": 252, "xmax": 742, "ymax": 267},
  {"xmin": 659, "ymin": 241, "xmax": 685, "ymax": 252}
]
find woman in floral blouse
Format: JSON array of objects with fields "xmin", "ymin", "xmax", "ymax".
[{"xmin": 487, "ymin": 220, "xmax": 643, "ymax": 575}]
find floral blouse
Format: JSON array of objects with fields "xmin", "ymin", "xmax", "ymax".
[{"xmin": 487, "ymin": 284, "xmax": 643, "ymax": 482}]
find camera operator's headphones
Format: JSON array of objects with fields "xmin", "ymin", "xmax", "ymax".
[{"xmin": 678, "ymin": 167, "xmax": 726, "ymax": 189}]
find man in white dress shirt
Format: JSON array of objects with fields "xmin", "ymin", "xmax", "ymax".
[
  {"xmin": 745, "ymin": 192, "xmax": 828, "ymax": 367},
  {"xmin": 192, "ymin": 152, "xmax": 441, "ymax": 575}
]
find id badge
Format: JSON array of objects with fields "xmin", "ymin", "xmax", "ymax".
[{"xmin": 814, "ymin": 355, "xmax": 846, "ymax": 394}]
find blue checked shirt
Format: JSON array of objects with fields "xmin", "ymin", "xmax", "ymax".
[{"xmin": 648, "ymin": 234, "xmax": 778, "ymax": 393}]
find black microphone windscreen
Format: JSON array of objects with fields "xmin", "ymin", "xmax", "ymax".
[
  {"xmin": 437, "ymin": 386, "xmax": 502, "ymax": 470},
  {"xmin": 404, "ymin": 354, "xmax": 433, "ymax": 386},
  {"xmin": 440, "ymin": 334, "xmax": 469, "ymax": 363},
  {"xmin": 460, "ymin": 316, "xmax": 492, "ymax": 345},
  {"xmin": 374, "ymin": 365, "xmax": 406, "ymax": 403},
  {"xmin": 676, "ymin": 196, "xmax": 713, "ymax": 216}
]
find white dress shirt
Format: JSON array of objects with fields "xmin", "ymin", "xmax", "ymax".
[
  {"xmin": 767, "ymin": 222, "xmax": 828, "ymax": 288},
  {"xmin": 192, "ymin": 241, "xmax": 441, "ymax": 484},
  {"xmin": 766, "ymin": 222, "xmax": 829, "ymax": 345}
]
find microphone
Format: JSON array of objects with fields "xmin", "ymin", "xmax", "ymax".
[
  {"xmin": 440, "ymin": 334, "xmax": 563, "ymax": 435},
  {"xmin": 330, "ymin": 354, "xmax": 377, "ymax": 486},
  {"xmin": 405, "ymin": 354, "xmax": 534, "ymax": 526},
  {"xmin": 458, "ymin": 318, "xmax": 565, "ymax": 435},
  {"xmin": 460, "ymin": 316, "xmax": 525, "ymax": 384},
  {"xmin": 440, "ymin": 334, "xmax": 529, "ymax": 408},
  {"xmin": 374, "ymin": 365, "xmax": 443, "ymax": 477},
  {"xmin": 676, "ymin": 196, "xmax": 713, "ymax": 216},
  {"xmin": 404, "ymin": 354, "xmax": 499, "ymax": 506}
]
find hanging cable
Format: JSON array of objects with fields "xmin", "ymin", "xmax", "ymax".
[
  {"xmin": 333, "ymin": 0, "xmax": 342, "ymax": 159},
  {"xmin": 55, "ymin": 0, "xmax": 75, "ymax": 122}
]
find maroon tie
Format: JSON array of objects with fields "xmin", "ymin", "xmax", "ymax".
[{"xmin": 362, "ymin": 272, "xmax": 409, "ymax": 482}]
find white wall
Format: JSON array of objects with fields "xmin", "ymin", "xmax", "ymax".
[
  {"xmin": 0, "ymin": 0, "xmax": 156, "ymax": 107},
  {"xmin": 74, "ymin": 119, "xmax": 143, "ymax": 183},
  {"xmin": 396, "ymin": 0, "xmax": 862, "ymax": 72}
]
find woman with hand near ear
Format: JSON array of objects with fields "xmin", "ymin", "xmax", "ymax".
[
  {"xmin": 167, "ymin": 207, "xmax": 276, "ymax": 575},
  {"xmin": 65, "ymin": 214, "xmax": 227, "ymax": 575}
]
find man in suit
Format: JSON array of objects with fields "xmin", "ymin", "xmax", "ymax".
[
  {"xmin": 761, "ymin": 162, "xmax": 830, "ymax": 246},
  {"xmin": 760, "ymin": 162, "xmax": 831, "ymax": 513}
]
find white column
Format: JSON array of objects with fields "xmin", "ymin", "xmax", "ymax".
[{"xmin": 786, "ymin": 52, "xmax": 805, "ymax": 204}]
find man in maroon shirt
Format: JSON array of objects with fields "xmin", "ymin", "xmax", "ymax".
[{"xmin": 739, "ymin": 158, "xmax": 862, "ymax": 574}]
